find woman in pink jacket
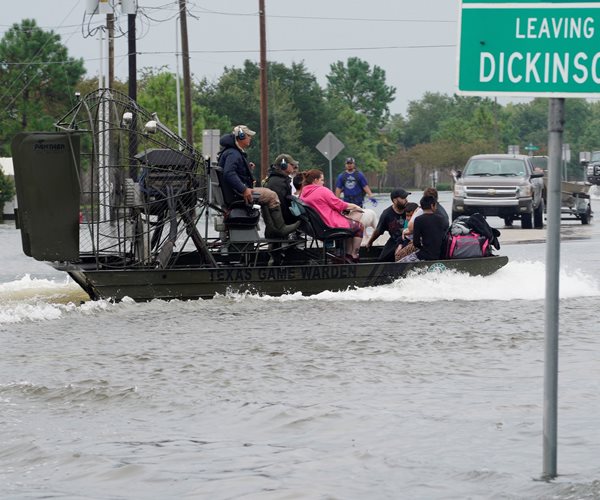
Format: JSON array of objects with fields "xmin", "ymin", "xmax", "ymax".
[{"xmin": 300, "ymin": 169, "xmax": 365, "ymax": 262}]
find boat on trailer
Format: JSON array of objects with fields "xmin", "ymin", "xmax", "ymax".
[{"xmin": 11, "ymin": 90, "xmax": 508, "ymax": 302}]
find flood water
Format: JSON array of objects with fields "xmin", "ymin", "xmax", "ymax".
[{"xmin": 1, "ymin": 192, "xmax": 600, "ymax": 499}]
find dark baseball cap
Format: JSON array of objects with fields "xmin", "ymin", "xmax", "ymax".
[{"xmin": 390, "ymin": 188, "xmax": 411, "ymax": 200}]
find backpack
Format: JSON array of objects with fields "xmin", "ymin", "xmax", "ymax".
[{"xmin": 445, "ymin": 213, "xmax": 500, "ymax": 258}]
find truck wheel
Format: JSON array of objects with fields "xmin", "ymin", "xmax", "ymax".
[
  {"xmin": 521, "ymin": 213, "xmax": 533, "ymax": 229},
  {"xmin": 533, "ymin": 199, "xmax": 544, "ymax": 229},
  {"xmin": 581, "ymin": 205, "xmax": 591, "ymax": 225},
  {"xmin": 503, "ymin": 216, "xmax": 514, "ymax": 227}
]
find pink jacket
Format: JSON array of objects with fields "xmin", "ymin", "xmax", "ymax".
[{"xmin": 300, "ymin": 183, "xmax": 351, "ymax": 228}]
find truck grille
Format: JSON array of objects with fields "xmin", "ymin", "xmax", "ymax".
[{"xmin": 464, "ymin": 186, "xmax": 518, "ymax": 199}]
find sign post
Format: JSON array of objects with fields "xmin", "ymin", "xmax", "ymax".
[
  {"xmin": 316, "ymin": 132, "xmax": 345, "ymax": 190},
  {"xmin": 458, "ymin": 0, "xmax": 600, "ymax": 479}
]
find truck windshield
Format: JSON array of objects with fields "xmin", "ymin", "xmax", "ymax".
[{"xmin": 464, "ymin": 159, "xmax": 526, "ymax": 177}]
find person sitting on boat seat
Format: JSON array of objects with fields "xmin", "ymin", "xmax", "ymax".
[
  {"xmin": 218, "ymin": 125, "xmax": 299, "ymax": 239},
  {"xmin": 406, "ymin": 187, "xmax": 449, "ymax": 231},
  {"xmin": 392, "ymin": 202, "xmax": 419, "ymax": 261},
  {"xmin": 292, "ymin": 172, "xmax": 305, "ymax": 198},
  {"xmin": 263, "ymin": 153, "xmax": 299, "ymax": 227},
  {"xmin": 365, "ymin": 187, "xmax": 411, "ymax": 262},
  {"xmin": 396, "ymin": 187, "xmax": 449, "ymax": 260},
  {"xmin": 300, "ymin": 169, "xmax": 366, "ymax": 263},
  {"xmin": 397, "ymin": 195, "xmax": 449, "ymax": 263}
]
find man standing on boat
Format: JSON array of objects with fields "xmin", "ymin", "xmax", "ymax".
[
  {"xmin": 218, "ymin": 125, "xmax": 299, "ymax": 238},
  {"xmin": 335, "ymin": 157, "xmax": 377, "ymax": 208},
  {"xmin": 365, "ymin": 188, "xmax": 411, "ymax": 262}
]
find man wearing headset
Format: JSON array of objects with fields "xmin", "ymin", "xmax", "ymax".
[
  {"xmin": 264, "ymin": 153, "xmax": 299, "ymax": 225},
  {"xmin": 218, "ymin": 125, "xmax": 299, "ymax": 238}
]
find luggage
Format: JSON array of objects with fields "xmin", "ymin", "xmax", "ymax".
[
  {"xmin": 445, "ymin": 213, "xmax": 500, "ymax": 259},
  {"xmin": 447, "ymin": 232, "xmax": 489, "ymax": 258}
]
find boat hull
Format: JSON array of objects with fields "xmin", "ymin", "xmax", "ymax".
[{"xmin": 63, "ymin": 256, "xmax": 509, "ymax": 302}]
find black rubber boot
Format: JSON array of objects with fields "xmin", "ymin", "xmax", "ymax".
[
  {"xmin": 269, "ymin": 206, "xmax": 300, "ymax": 238},
  {"xmin": 261, "ymin": 206, "xmax": 278, "ymax": 239}
]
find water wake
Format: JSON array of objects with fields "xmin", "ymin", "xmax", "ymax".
[
  {"xmin": 2, "ymin": 260, "xmax": 598, "ymax": 322},
  {"xmin": 261, "ymin": 260, "xmax": 600, "ymax": 303},
  {"xmin": 0, "ymin": 275, "xmax": 112, "ymax": 324}
]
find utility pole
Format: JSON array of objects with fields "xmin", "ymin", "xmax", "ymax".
[
  {"xmin": 128, "ymin": 13, "xmax": 137, "ymax": 103},
  {"xmin": 178, "ymin": 0, "xmax": 194, "ymax": 146},
  {"xmin": 258, "ymin": 0, "xmax": 269, "ymax": 181},
  {"xmin": 128, "ymin": 11, "xmax": 138, "ymax": 180},
  {"xmin": 107, "ymin": 13, "xmax": 114, "ymax": 87}
]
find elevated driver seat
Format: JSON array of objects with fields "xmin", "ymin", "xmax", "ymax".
[{"xmin": 209, "ymin": 164, "xmax": 260, "ymax": 241}]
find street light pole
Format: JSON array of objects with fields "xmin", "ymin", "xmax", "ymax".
[{"xmin": 543, "ymin": 97, "xmax": 564, "ymax": 480}]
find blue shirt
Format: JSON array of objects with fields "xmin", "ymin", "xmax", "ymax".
[{"xmin": 335, "ymin": 170, "xmax": 368, "ymax": 205}]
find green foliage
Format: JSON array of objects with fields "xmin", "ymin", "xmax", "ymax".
[
  {"xmin": 403, "ymin": 93, "xmax": 454, "ymax": 147},
  {"xmin": 325, "ymin": 98, "xmax": 386, "ymax": 179},
  {"xmin": 137, "ymin": 67, "xmax": 209, "ymax": 146},
  {"xmin": 502, "ymin": 98, "xmax": 549, "ymax": 150},
  {"xmin": 196, "ymin": 60, "xmax": 260, "ymax": 130},
  {"xmin": 578, "ymin": 101, "xmax": 600, "ymax": 150},
  {"xmin": 77, "ymin": 77, "xmax": 128, "ymax": 98},
  {"xmin": 267, "ymin": 61, "xmax": 330, "ymax": 167},
  {"xmin": 0, "ymin": 19, "xmax": 85, "ymax": 155},
  {"xmin": 0, "ymin": 168, "xmax": 15, "ymax": 220},
  {"xmin": 196, "ymin": 60, "xmax": 330, "ymax": 172},
  {"xmin": 434, "ymin": 97, "xmax": 503, "ymax": 149},
  {"xmin": 326, "ymin": 57, "xmax": 396, "ymax": 133}
]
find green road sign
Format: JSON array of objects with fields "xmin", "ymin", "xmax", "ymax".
[
  {"xmin": 524, "ymin": 143, "xmax": 540, "ymax": 151},
  {"xmin": 458, "ymin": 1, "xmax": 600, "ymax": 97}
]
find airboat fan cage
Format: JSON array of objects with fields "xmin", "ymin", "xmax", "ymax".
[{"xmin": 55, "ymin": 88, "xmax": 212, "ymax": 270}]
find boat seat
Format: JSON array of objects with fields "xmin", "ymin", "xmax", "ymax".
[
  {"xmin": 208, "ymin": 164, "xmax": 260, "ymax": 243},
  {"xmin": 290, "ymin": 198, "xmax": 354, "ymax": 241},
  {"xmin": 209, "ymin": 165, "xmax": 260, "ymax": 229}
]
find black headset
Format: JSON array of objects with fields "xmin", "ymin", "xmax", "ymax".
[
  {"xmin": 235, "ymin": 126, "xmax": 246, "ymax": 140},
  {"xmin": 280, "ymin": 157, "xmax": 288, "ymax": 169}
]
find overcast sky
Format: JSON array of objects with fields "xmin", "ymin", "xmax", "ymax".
[{"xmin": 2, "ymin": 0, "xmax": 532, "ymax": 116}]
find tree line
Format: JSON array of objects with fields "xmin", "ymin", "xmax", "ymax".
[{"xmin": 3, "ymin": 19, "xmax": 600, "ymax": 192}]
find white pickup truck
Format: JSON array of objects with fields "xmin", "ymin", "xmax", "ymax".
[{"xmin": 452, "ymin": 154, "xmax": 545, "ymax": 229}]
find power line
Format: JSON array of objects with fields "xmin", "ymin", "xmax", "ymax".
[
  {"xmin": 141, "ymin": 44, "xmax": 456, "ymax": 55},
  {"xmin": 267, "ymin": 14, "xmax": 455, "ymax": 23},
  {"xmin": 0, "ymin": 0, "xmax": 81, "ymax": 113},
  {"xmin": 1, "ymin": 43, "xmax": 455, "ymax": 68},
  {"xmin": 185, "ymin": 5, "xmax": 454, "ymax": 23}
]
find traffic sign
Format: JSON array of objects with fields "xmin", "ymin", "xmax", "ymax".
[
  {"xmin": 316, "ymin": 132, "xmax": 344, "ymax": 160},
  {"xmin": 458, "ymin": 1, "xmax": 600, "ymax": 97},
  {"xmin": 524, "ymin": 143, "xmax": 539, "ymax": 151},
  {"xmin": 316, "ymin": 132, "xmax": 345, "ymax": 190}
]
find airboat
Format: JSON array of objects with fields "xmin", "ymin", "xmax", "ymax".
[{"xmin": 11, "ymin": 90, "xmax": 508, "ymax": 302}]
